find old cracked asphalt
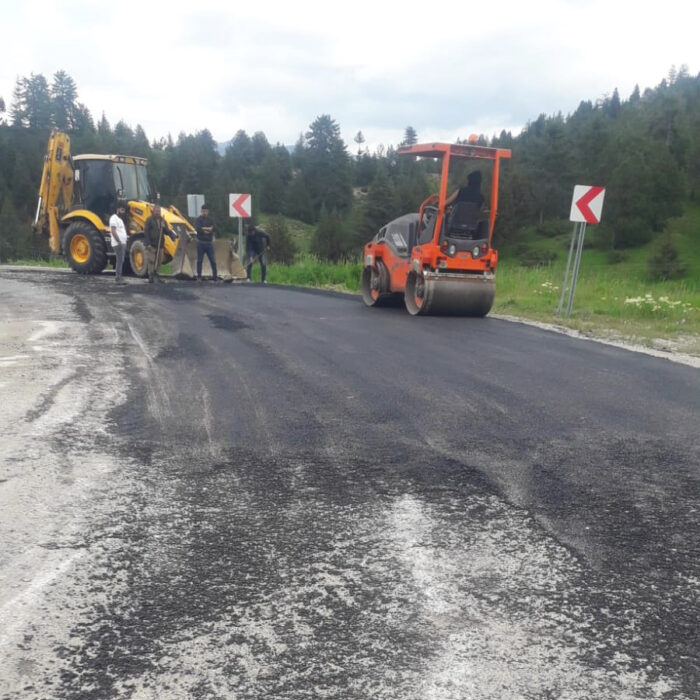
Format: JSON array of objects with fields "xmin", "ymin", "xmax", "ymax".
[{"xmin": 0, "ymin": 268, "xmax": 698, "ymax": 699}]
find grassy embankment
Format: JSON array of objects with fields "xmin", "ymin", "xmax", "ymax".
[{"xmin": 7, "ymin": 209, "xmax": 699, "ymax": 354}]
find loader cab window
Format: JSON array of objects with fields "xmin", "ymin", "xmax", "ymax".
[
  {"xmin": 79, "ymin": 160, "xmax": 116, "ymax": 222},
  {"xmin": 135, "ymin": 165, "xmax": 152, "ymax": 201},
  {"xmin": 111, "ymin": 162, "xmax": 151, "ymax": 202},
  {"xmin": 114, "ymin": 163, "xmax": 138, "ymax": 201}
]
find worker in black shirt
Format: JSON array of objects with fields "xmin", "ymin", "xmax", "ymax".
[
  {"xmin": 245, "ymin": 223, "xmax": 271, "ymax": 283},
  {"xmin": 144, "ymin": 205, "xmax": 176, "ymax": 283},
  {"xmin": 195, "ymin": 204, "xmax": 218, "ymax": 282}
]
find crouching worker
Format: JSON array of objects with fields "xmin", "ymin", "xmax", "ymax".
[
  {"xmin": 245, "ymin": 223, "xmax": 271, "ymax": 283},
  {"xmin": 144, "ymin": 205, "xmax": 175, "ymax": 283},
  {"xmin": 195, "ymin": 204, "xmax": 218, "ymax": 282}
]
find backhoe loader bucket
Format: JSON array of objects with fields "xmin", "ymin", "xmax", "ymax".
[{"xmin": 170, "ymin": 234, "xmax": 247, "ymax": 281}]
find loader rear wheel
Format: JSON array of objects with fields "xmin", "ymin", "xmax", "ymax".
[
  {"xmin": 362, "ymin": 260, "xmax": 390, "ymax": 307},
  {"xmin": 128, "ymin": 238, "xmax": 148, "ymax": 278},
  {"xmin": 63, "ymin": 222, "xmax": 107, "ymax": 274}
]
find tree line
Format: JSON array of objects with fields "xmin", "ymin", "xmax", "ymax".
[{"xmin": 1, "ymin": 67, "xmax": 698, "ymax": 276}]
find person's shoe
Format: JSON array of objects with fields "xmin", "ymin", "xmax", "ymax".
[
  {"xmin": 262, "ymin": 280, "xmax": 267, "ymax": 284},
  {"xmin": 148, "ymin": 277, "xmax": 154, "ymax": 284},
  {"xmin": 197, "ymin": 277, "xmax": 203, "ymax": 283},
  {"xmin": 116, "ymin": 279, "xmax": 127, "ymax": 285}
]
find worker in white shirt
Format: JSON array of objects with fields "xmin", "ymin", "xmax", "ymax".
[{"xmin": 109, "ymin": 201, "xmax": 128, "ymax": 285}]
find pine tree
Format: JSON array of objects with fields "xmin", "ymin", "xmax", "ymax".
[
  {"xmin": 251, "ymin": 131, "xmax": 271, "ymax": 165},
  {"xmin": 359, "ymin": 165, "xmax": 395, "ymax": 245},
  {"xmin": 114, "ymin": 120, "xmax": 134, "ymax": 154},
  {"xmin": 10, "ymin": 78, "xmax": 27, "ymax": 126},
  {"xmin": 311, "ymin": 206, "xmax": 350, "ymax": 262},
  {"xmin": 0, "ymin": 197, "xmax": 31, "ymax": 261},
  {"xmin": 303, "ymin": 114, "xmax": 352, "ymax": 216},
  {"xmin": 23, "ymin": 74, "xmax": 52, "ymax": 130},
  {"xmin": 284, "ymin": 173, "xmax": 314, "ymax": 223},
  {"xmin": 50, "ymin": 70, "xmax": 78, "ymax": 130},
  {"xmin": 258, "ymin": 147, "xmax": 291, "ymax": 214},
  {"xmin": 224, "ymin": 130, "xmax": 254, "ymax": 180},
  {"xmin": 353, "ymin": 130, "xmax": 366, "ymax": 156},
  {"xmin": 267, "ymin": 215, "xmax": 297, "ymax": 264},
  {"xmin": 97, "ymin": 113, "xmax": 114, "ymax": 151},
  {"xmin": 133, "ymin": 125, "xmax": 150, "ymax": 158},
  {"xmin": 400, "ymin": 126, "xmax": 418, "ymax": 146},
  {"xmin": 647, "ymin": 231, "xmax": 686, "ymax": 280}
]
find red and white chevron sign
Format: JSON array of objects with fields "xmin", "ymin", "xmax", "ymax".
[
  {"xmin": 570, "ymin": 185, "xmax": 605, "ymax": 224},
  {"xmin": 229, "ymin": 193, "xmax": 252, "ymax": 218}
]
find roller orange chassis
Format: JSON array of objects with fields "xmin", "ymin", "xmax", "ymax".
[{"xmin": 363, "ymin": 142, "xmax": 511, "ymax": 315}]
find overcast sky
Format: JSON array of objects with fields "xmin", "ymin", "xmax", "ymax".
[{"xmin": 1, "ymin": 0, "xmax": 697, "ymax": 151}]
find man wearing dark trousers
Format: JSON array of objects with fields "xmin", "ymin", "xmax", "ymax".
[
  {"xmin": 195, "ymin": 204, "xmax": 218, "ymax": 282},
  {"xmin": 144, "ymin": 205, "xmax": 175, "ymax": 283},
  {"xmin": 245, "ymin": 223, "xmax": 271, "ymax": 283}
]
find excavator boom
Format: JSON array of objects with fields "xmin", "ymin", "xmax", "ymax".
[{"xmin": 34, "ymin": 130, "xmax": 74, "ymax": 254}]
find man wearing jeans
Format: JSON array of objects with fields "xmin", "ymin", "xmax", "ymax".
[
  {"xmin": 195, "ymin": 204, "xmax": 218, "ymax": 282},
  {"xmin": 109, "ymin": 201, "xmax": 128, "ymax": 285}
]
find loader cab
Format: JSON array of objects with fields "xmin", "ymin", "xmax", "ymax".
[{"xmin": 73, "ymin": 155, "xmax": 153, "ymax": 224}]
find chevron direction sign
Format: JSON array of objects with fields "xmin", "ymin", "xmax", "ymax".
[
  {"xmin": 229, "ymin": 193, "xmax": 252, "ymax": 218},
  {"xmin": 570, "ymin": 185, "xmax": 605, "ymax": 224}
]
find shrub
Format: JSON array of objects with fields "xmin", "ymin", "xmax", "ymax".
[
  {"xmin": 606, "ymin": 250, "xmax": 628, "ymax": 264},
  {"xmin": 647, "ymin": 233, "xmax": 687, "ymax": 281},
  {"xmin": 515, "ymin": 244, "xmax": 558, "ymax": 268}
]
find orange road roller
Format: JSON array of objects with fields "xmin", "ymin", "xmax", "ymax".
[{"xmin": 362, "ymin": 140, "xmax": 511, "ymax": 316}]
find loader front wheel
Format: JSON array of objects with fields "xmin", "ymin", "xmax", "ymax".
[
  {"xmin": 63, "ymin": 222, "xmax": 107, "ymax": 274},
  {"xmin": 128, "ymin": 238, "xmax": 148, "ymax": 278}
]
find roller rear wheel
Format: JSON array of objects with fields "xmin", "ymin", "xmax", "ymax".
[{"xmin": 362, "ymin": 260, "xmax": 390, "ymax": 307}]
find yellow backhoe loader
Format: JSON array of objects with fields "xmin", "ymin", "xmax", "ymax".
[{"xmin": 34, "ymin": 130, "xmax": 245, "ymax": 280}]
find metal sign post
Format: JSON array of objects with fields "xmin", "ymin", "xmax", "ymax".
[
  {"xmin": 187, "ymin": 194, "xmax": 205, "ymax": 218},
  {"xmin": 557, "ymin": 185, "xmax": 605, "ymax": 317},
  {"xmin": 557, "ymin": 222, "xmax": 587, "ymax": 316}
]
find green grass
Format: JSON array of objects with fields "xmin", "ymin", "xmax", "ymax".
[
  {"xmin": 262, "ymin": 256, "xmax": 362, "ymax": 292},
  {"xmin": 5, "ymin": 256, "xmax": 68, "ymax": 268},
  {"xmin": 493, "ymin": 259, "xmax": 699, "ymax": 352},
  {"xmin": 257, "ymin": 213, "xmax": 316, "ymax": 255}
]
